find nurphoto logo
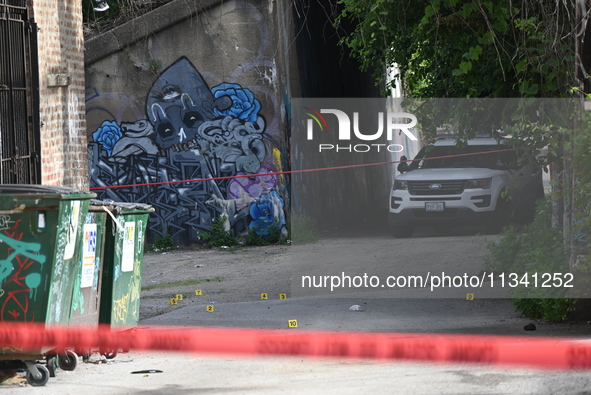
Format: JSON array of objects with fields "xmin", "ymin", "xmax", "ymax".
[{"xmin": 304, "ymin": 108, "xmax": 418, "ymax": 153}]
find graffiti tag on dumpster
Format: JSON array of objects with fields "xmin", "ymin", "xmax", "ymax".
[
  {"xmin": 0, "ymin": 219, "xmax": 47, "ymax": 322},
  {"xmin": 113, "ymin": 293, "xmax": 130, "ymax": 324},
  {"xmin": 64, "ymin": 201, "xmax": 81, "ymax": 260}
]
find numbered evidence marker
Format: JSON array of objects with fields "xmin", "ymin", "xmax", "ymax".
[
  {"xmin": 279, "ymin": 294, "xmax": 287, "ymax": 300},
  {"xmin": 287, "ymin": 319, "xmax": 298, "ymax": 328},
  {"xmin": 195, "ymin": 290, "xmax": 203, "ymax": 296},
  {"xmin": 260, "ymin": 293, "xmax": 268, "ymax": 300},
  {"xmin": 170, "ymin": 298, "xmax": 178, "ymax": 305},
  {"xmin": 206, "ymin": 305, "xmax": 215, "ymax": 312},
  {"xmin": 176, "ymin": 294, "xmax": 183, "ymax": 301},
  {"xmin": 466, "ymin": 293, "xmax": 475, "ymax": 301}
]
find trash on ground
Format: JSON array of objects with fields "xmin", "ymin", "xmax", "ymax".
[{"xmin": 524, "ymin": 323, "xmax": 536, "ymax": 331}]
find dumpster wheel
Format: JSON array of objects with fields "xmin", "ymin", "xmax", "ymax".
[
  {"xmin": 25, "ymin": 363, "xmax": 49, "ymax": 387},
  {"xmin": 46, "ymin": 355, "xmax": 58, "ymax": 377},
  {"xmin": 58, "ymin": 350, "xmax": 78, "ymax": 371}
]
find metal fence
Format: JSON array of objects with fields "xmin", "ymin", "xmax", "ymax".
[{"xmin": 0, "ymin": 0, "xmax": 40, "ymax": 184}]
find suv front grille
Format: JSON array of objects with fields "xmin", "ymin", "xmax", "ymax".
[{"xmin": 408, "ymin": 180, "xmax": 464, "ymax": 196}]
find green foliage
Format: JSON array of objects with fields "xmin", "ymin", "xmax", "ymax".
[
  {"xmin": 150, "ymin": 234, "xmax": 174, "ymax": 253},
  {"xmin": 199, "ymin": 216, "xmax": 291, "ymax": 248},
  {"xmin": 241, "ymin": 218, "xmax": 287, "ymax": 246},
  {"xmin": 485, "ymin": 199, "xmax": 572, "ymax": 322},
  {"xmin": 148, "ymin": 59, "xmax": 162, "ymax": 73},
  {"xmin": 239, "ymin": 228, "xmax": 269, "ymax": 246},
  {"xmin": 513, "ymin": 297, "xmax": 571, "ymax": 323},
  {"xmin": 289, "ymin": 215, "xmax": 320, "ymax": 245},
  {"xmin": 566, "ymin": 112, "xmax": 591, "ymax": 240},
  {"xmin": 142, "ymin": 277, "xmax": 224, "ymax": 291},
  {"xmin": 486, "ymin": 199, "xmax": 567, "ymax": 273},
  {"xmin": 198, "ymin": 216, "xmax": 240, "ymax": 248},
  {"xmin": 335, "ymin": 0, "xmax": 575, "ymax": 99}
]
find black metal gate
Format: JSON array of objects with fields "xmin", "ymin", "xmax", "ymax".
[{"xmin": 0, "ymin": 0, "xmax": 40, "ymax": 184}]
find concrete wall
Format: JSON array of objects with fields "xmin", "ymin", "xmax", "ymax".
[
  {"xmin": 32, "ymin": 0, "xmax": 89, "ymax": 188},
  {"xmin": 84, "ymin": 0, "xmax": 294, "ymax": 244}
]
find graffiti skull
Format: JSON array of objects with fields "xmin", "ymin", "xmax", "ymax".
[{"xmin": 146, "ymin": 57, "xmax": 232, "ymax": 149}]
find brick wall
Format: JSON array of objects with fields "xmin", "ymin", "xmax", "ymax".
[{"xmin": 30, "ymin": 0, "xmax": 88, "ymax": 189}]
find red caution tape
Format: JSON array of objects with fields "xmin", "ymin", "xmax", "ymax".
[{"xmin": 0, "ymin": 323, "xmax": 590, "ymax": 370}]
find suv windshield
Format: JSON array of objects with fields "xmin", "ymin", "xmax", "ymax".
[{"xmin": 409, "ymin": 144, "xmax": 517, "ymax": 170}]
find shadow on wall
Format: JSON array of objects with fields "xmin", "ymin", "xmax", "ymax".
[{"xmin": 88, "ymin": 57, "xmax": 287, "ymax": 245}]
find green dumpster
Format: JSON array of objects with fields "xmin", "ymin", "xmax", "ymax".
[
  {"xmin": 0, "ymin": 185, "xmax": 94, "ymax": 386},
  {"xmin": 69, "ymin": 200, "xmax": 108, "ymax": 363},
  {"xmin": 99, "ymin": 201, "xmax": 153, "ymax": 332},
  {"xmin": 71, "ymin": 201, "xmax": 107, "ymax": 326}
]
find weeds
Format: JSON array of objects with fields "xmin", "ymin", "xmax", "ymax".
[
  {"xmin": 241, "ymin": 218, "xmax": 286, "ymax": 246},
  {"xmin": 150, "ymin": 234, "xmax": 175, "ymax": 252},
  {"xmin": 82, "ymin": 0, "xmax": 173, "ymax": 39},
  {"xmin": 142, "ymin": 277, "xmax": 224, "ymax": 291},
  {"xmin": 289, "ymin": 215, "xmax": 319, "ymax": 244},
  {"xmin": 485, "ymin": 198, "xmax": 572, "ymax": 322},
  {"xmin": 198, "ymin": 215, "xmax": 294, "ymax": 248},
  {"xmin": 198, "ymin": 216, "xmax": 240, "ymax": 248}
]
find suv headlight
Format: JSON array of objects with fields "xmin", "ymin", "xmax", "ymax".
[
  {"xmin": 393, "ymin": 180, "xmax": 408, "ymax": 190},
  {"xmin": 465, "ymin": 178, "xmax": 492, "ymax": 189}
]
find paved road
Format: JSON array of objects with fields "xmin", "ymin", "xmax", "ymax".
[
  {"xmin": 14, "ymin": 349, "xmax": 591, "ymax": 395},
  {"xmin": 4, "ymin": 232, "xmax": 591, "ymax": 394}
]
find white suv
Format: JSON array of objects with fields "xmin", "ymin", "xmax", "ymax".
[{"xmin": 389, "ymin": 138, "xmax": 544, "ymax": 237}]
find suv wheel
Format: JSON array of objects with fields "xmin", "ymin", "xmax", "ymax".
[{"xmin": 390, "ymin": 224, "xmax": 414, "ymax": 238}]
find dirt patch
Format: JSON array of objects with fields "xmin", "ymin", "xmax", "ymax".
[
  {"xmin": 139, "ymin": 231, "xmax": 495, "ymax": 321},
  {"xmin": 140, "ymin": 243, "xmax": 294, "ymax": 320}
]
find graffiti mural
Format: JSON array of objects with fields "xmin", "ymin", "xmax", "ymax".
[
  {"xmin": 0, "ymin": 219, "xmax": 47, "ymax": 323},
  {"xmin": 89, "ymin": 57, "xmax": 287, "ymax": 244}
]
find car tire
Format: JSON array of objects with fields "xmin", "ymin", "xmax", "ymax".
[{"xmin": 390, "ymin": 224, "xmax": 414, "ymax": 238}]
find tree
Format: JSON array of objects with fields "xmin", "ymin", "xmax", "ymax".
[
  {"xmin": 334, "ymin": 0, "xmax": 579, "ymax": 172},
  {"xmin": 335, "ymin": 0, "xmax": 591, "ymax": 319},
  {"xmin": 335, "ymin": 0, "xmax": 576, "ymax": 100}
]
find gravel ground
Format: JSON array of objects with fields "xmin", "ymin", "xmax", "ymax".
[{"xmin": 140, "ymin": 243, "xmax": 294, "ymax": 321}]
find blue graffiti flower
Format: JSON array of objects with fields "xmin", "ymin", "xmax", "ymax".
[
  {"xmin": 212, "ymin": 83, "xmax": 261, "ymax": 123},
  {"xmin": 93, "ymin": 121, "xmax": 122, "ymax": 156},
  {"xmin": 249, "ymin": 191, "xmax": 286, "ymax": 237}
]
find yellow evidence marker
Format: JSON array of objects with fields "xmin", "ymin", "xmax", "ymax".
[
  {"xmin": 169, "ymin": 298, "xmax": 178, "ymax": 305},
  {"xmin": 279, "ymin": 294, "xmax": 287, "ymax": 299},
  {"xmin": 206, "ymin": 305, "xmax": 215, "ymax": 312},
  {"xmin": 195, "ymin": 290, "xmax": 203, "ymax": 296},
  {"xmin": 260, "ymin": 293, "xmax": 268, "ymax": 300},
  {"xmin": 176, "ymin": 294, "xmax": 183, "ymax": 301},
  {"xmin": 287, "ymin": 319, "xmax": 298, "ymax": 328},
  {"xmin": 466, "ymin": 293, "xmax": 475, "ymax": 301}
]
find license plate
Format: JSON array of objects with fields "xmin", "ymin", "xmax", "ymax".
[{"xmin": 425, "ymin": 202, "xmax": 445, "ymax": 212}]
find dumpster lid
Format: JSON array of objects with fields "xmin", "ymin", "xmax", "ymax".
[
  {"xmin": 0, "ymin": 184, "xmax": 94, "ymax": 196},
  {"xmin": 91, "ymin": 199, "xmax": 153, "ymax": 212}
]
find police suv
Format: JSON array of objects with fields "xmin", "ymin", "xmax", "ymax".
[{"xmin": 388, "ymin": 138, "xmax": 544, "ymax": 237}]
